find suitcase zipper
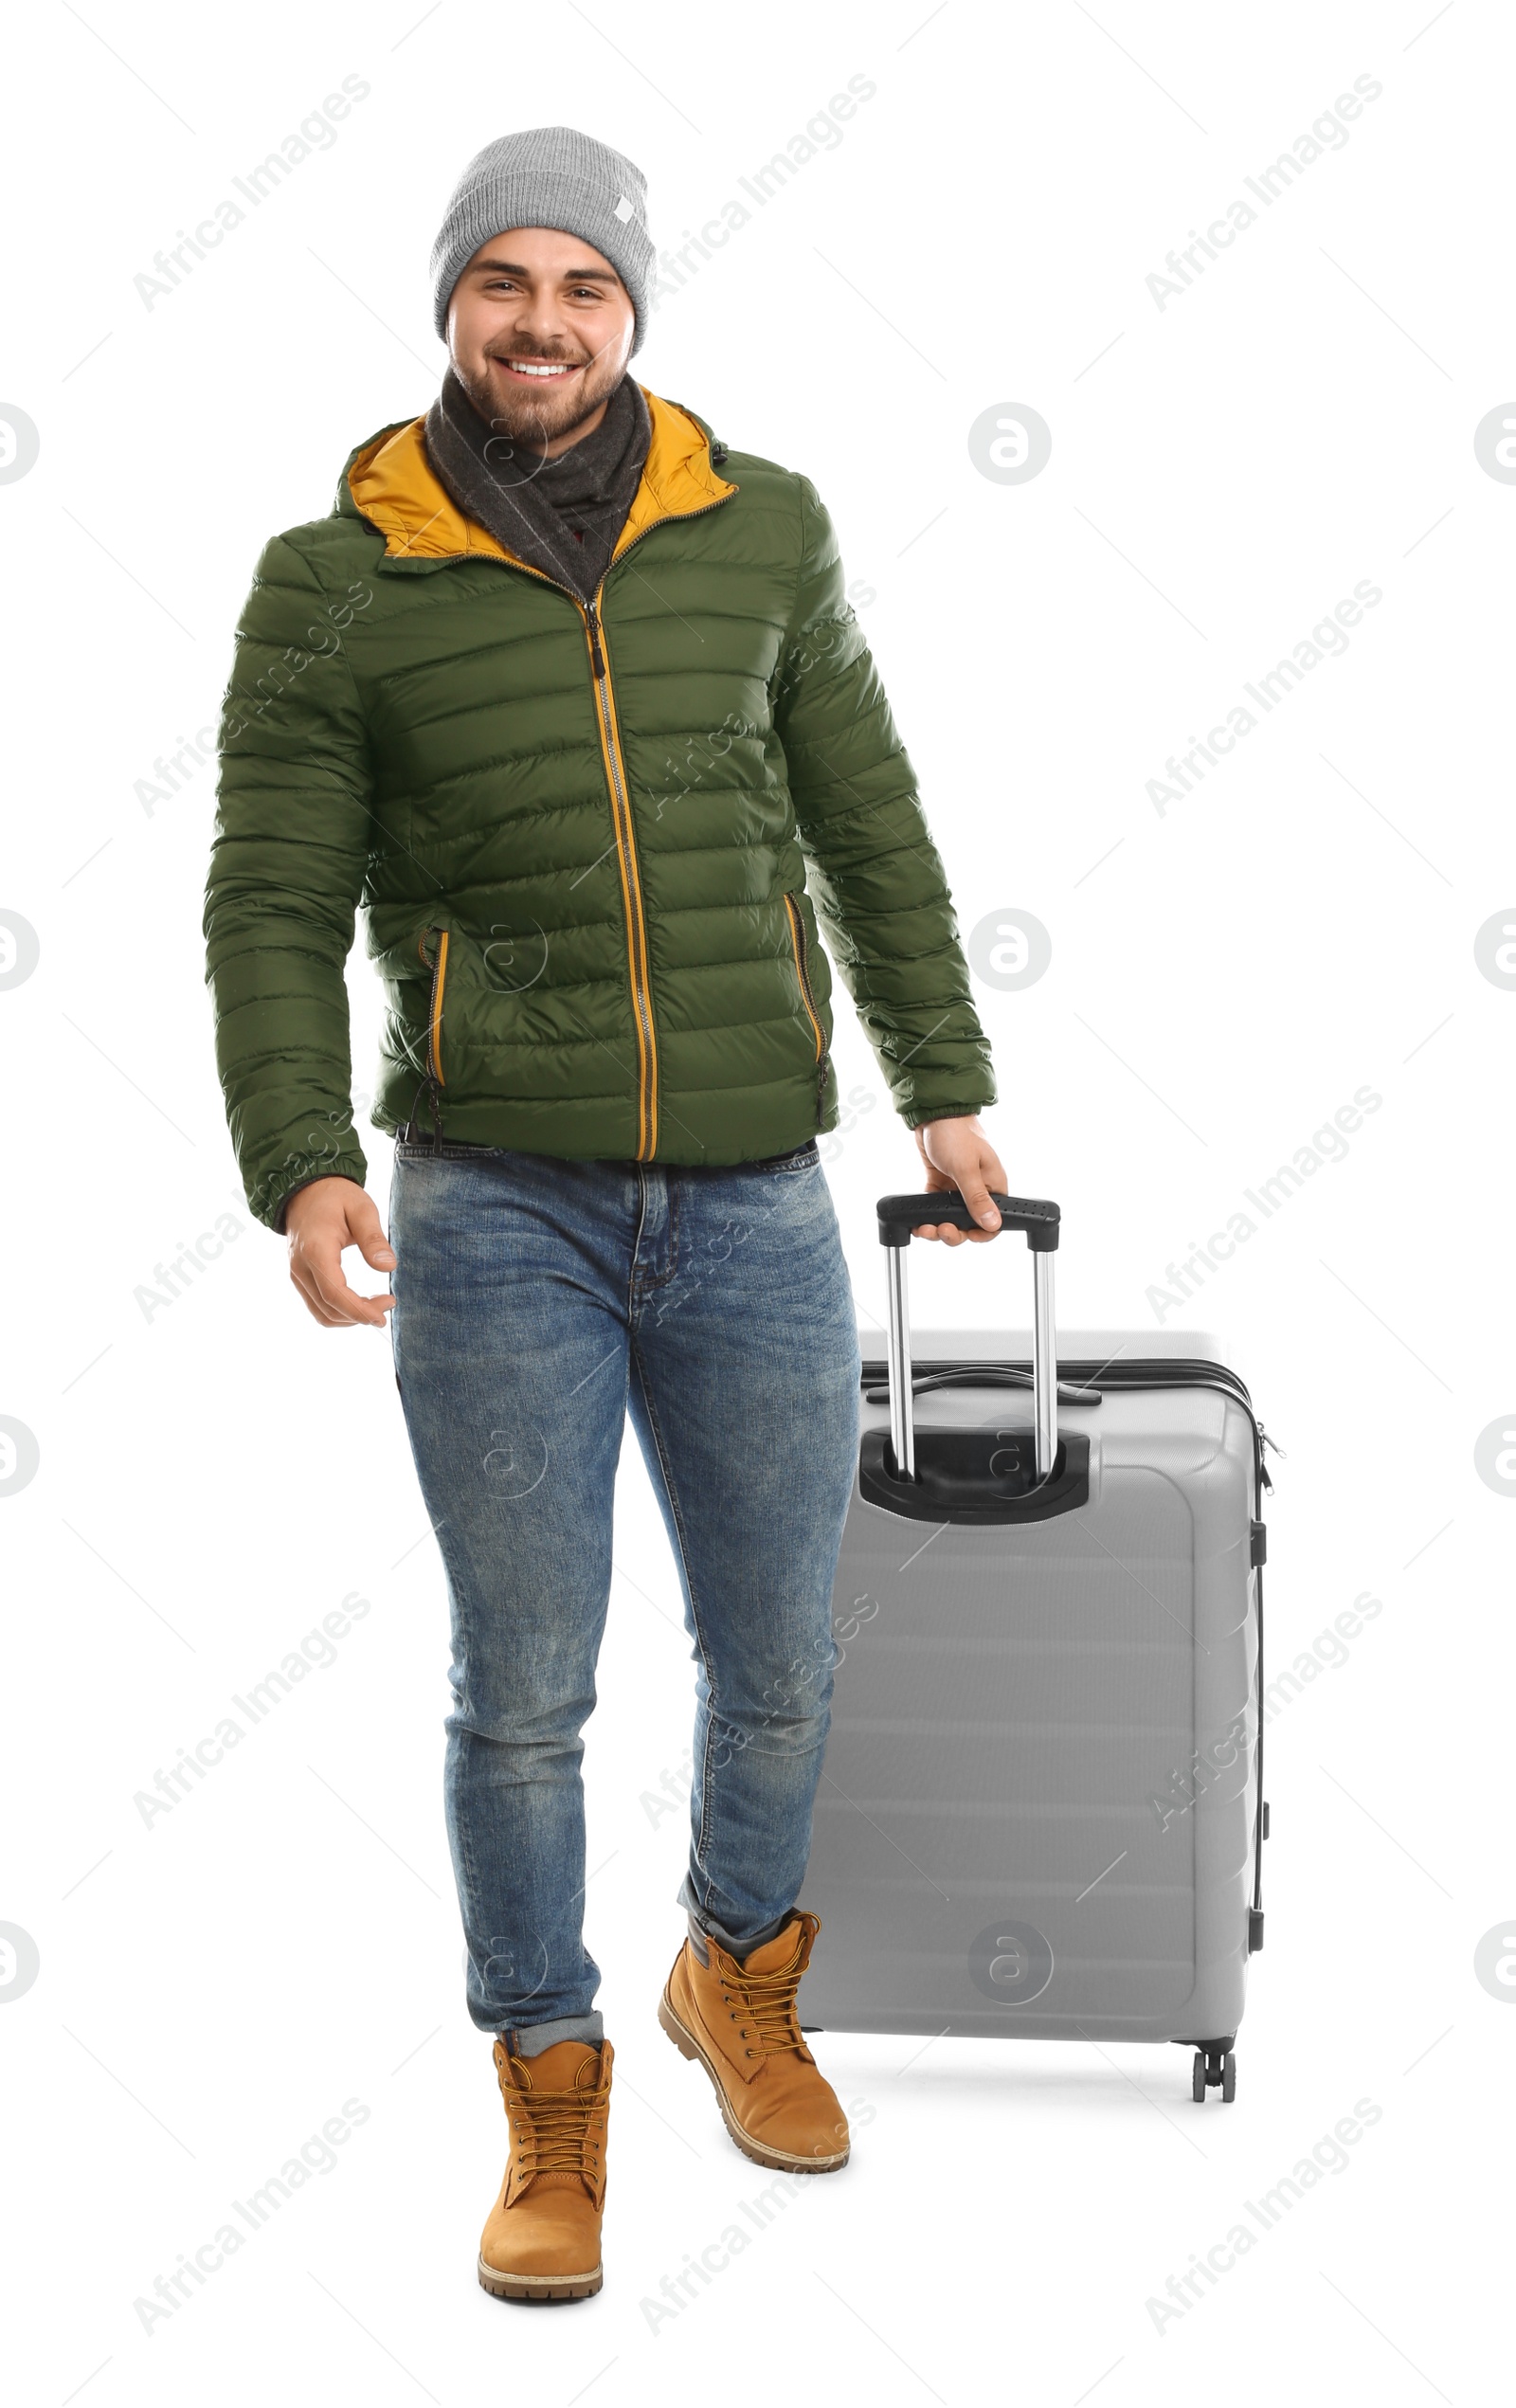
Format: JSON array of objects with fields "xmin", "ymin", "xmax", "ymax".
[{"xmin": 866, "ymin": 1355, "xmax": 1257, "ymax": 1417}]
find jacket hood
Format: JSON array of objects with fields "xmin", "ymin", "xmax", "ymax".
[{"xmin": 334, "ymin": 383, "xmax": 734, "ymax": 568}]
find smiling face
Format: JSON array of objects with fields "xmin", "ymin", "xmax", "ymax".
[{"xmin": 445, "ymin": 226, "xmax": 637, "ymax": 457}]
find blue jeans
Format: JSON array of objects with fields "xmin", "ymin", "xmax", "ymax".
[{"xmin": 388, "ymin": 1140, "xmax": 860, "ymax": 2048}]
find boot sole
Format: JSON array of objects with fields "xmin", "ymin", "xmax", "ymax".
[
  {"xmin": 658, "ymin": 1988, "xmax": 850, "ymax": 2174},
  {"xmin": 478, "ymin": 2254, "xmax": 602, "ymax": 2304}
]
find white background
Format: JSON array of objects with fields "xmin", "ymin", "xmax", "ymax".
[{"xmin": 2, "ymin": 1, "xmax": 1509, "ymax": 2399}]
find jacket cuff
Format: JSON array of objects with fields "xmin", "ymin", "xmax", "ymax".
[
  {"xmin": 253, "ymin": 1153, "xmax": 369, "ymax": 1236},
  {"xmin": 900, "ymin": 1095, "xmax": 996, "ymax": 1131}
]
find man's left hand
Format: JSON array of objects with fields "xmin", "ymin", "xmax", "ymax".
[{"xmin": 911, "ymin": 1116, "xmax": 1009, "ymax": 1245}]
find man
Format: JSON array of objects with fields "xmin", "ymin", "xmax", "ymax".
[{"xmin": 206, "ymin": 125, "xmax": 1002, "ymax": 2305}]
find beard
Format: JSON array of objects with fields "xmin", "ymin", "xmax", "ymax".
[{"xmin": 456, "ymin": 342, "xmax": 624, "ymax": 453}]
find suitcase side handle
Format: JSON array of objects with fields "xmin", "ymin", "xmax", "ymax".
[
  {"xmin": 875, "ymin": 1191, "xmax": 1060, "ymax": 1251},
  {"xmin": 874, "ymin": 1192, "xmax": 1060, "ymax": 1485}
]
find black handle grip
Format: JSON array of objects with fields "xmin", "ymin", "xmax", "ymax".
[{"xmin": 875, "ymin": 1191, "xmax": 1060, "ymax": 1251}]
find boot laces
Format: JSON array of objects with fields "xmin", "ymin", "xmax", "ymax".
[
  {"xmin": 508, "ymin": 2080, "xmax": 604, "ymax": 2179},
  {"xmin": 721, "ymin": 1959, "xmax": 805, "ymax": 2057}
]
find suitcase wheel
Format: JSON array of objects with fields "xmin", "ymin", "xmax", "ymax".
[{"xmin": 1191, "ymin": 2042, "xmax": 1237, "ymax": 2102}]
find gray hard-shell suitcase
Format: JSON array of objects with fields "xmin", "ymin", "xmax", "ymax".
[{"xmin": 800, "ymin": 1192, "xmax": 1272, "ymax": 2102}]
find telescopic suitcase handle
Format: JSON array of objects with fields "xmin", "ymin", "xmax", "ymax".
[
  {"xmin": 874, "ymin": 1192, "xmax": 1062, "ymax": 1484},
  {"xmin": 875, "ymin": 1192, "xmax": 1060, "ymax": 1250}
]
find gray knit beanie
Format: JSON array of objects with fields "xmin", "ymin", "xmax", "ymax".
[{"xmin": 429, "ymin": 125, "xmax": 654, "ymax": 353}]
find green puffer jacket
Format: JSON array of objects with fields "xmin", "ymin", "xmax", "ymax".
[{"xmin": 205, "ymin": 385, "xmax": 995, "ymax": 1229}]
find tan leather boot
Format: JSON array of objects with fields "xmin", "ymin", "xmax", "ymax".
[
  {"xmin": 478, "ymin": 2037, "xmax": 611, "ymax": 2302},
  {"xmin": 659, "ymin": 1912, "xmax": 849, "ymax": 2172}
]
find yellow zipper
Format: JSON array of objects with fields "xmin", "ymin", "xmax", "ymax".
[
  {"xmin": 421, "ymin": 927, "xmax": 450, "ymax": 1087},
  {"xmin": 447, "ymin": 553, "xmax": 658, "ymax": 1155},
  {"xmin": 446, "ymin": 483, "xmax": 732, "ymax": 1160},
  {"xmin": 785, "ymin": 893, "xmax": 826, "ymax": 1065},
  {"xmin": 582, "ymin": 596, "xmax": 658, "ymax": 1156}
]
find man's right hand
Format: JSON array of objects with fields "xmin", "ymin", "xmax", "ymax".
[{"xmin": 283, "ymin": 1177, "xmax": 396, "ymax": 1329}]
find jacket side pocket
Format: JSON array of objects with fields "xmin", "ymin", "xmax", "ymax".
[{"xmin": 784, "ymin": 892, "xmax": 829, "ymax": 1115}]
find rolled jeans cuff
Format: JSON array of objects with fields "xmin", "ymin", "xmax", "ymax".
[
  {"xmin": 504, "ymin": 2010, "xmax": 605, "ymax": 2055},
  {"xmin": 678, "ymin": 1875, "xmax": 791, "ymax": 1964}
]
